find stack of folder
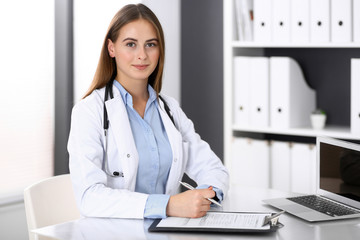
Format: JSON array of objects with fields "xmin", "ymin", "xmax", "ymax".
[
  {"xmin": 233, "ymin": 56, "xmax": 316, "ymax": 130},
  {"xmin": 234, "ymin": 0, "xmax": 360, "ymax": 43},
  {"xmin": 231, "ymin": 138, "xmax": 270, "ymax": 189},
  {"xmin": 231, "ymin": 137, "xmax": 317, "ymax": 194},
  {"xmin": 233, "ymin": 56, "xmax": 270, "ymax": 128},
  {"xmin": 270, "ymin": 141, "xmax": 316, "ymax": 193},
  {"xmin": 290, "ymin": 142, "xmax": 317, "ymax": 194}
]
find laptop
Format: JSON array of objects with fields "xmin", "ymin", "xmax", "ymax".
[{"xmin": 263, "ymin": 136, "xmax": 360, "ymax": 222}]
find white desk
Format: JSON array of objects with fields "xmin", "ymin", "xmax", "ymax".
[{"xmin": 33, "ymin": 186, "xmax": 360, "ymax": 240}]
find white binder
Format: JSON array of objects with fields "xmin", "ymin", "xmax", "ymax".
[
  {"xmin": 270, "ymin": 141, "xmax": 291, "ymax": 191},
  {"xmin": 249, "ymin": 57, "xmax": 270, "ymax": 128},
  {"xmin": 310, "ymin": 0, "xmax": 330, "ymax": 42},
  {"xmin": 270, "ymin": 57, "xmax": 316, "ymax": 129},
  {"xmin": 309, "ymin": 144, "xmax": 317, "ymax": 194},
  {"xmin": 234, "ymin": 0, "xmax": 253, "ymax": 41},
  {"xmin": 351, "ymin": 59, "xmax": 360, "ymax": 135},
  {"xmin": 242, "ymin": 0, "xmax": 254, "ymax": 41},
  {"xmin": 331, "ymin": 0, "xmax": 352, "ymax": 43},
  {"xmin": 231, "ymin": 138, "xmax": 270, "ymax": 188},
  {"xmin": 354, "ymin": 0, "xmax": 360, "ymax": 42},
  {"xmin": 234, "ymin": 0, "xmax": 245, "ymax": 41},
  {"xmin": 253, "ymin": 0, "xmax": 272, "ymax": 42},
  {"xmin": 290, "ymin": 0, "xmax": 310, "ymax": 43},
  {"xmin": 291, "ymin": 143, "xmax": 317, "ymax": 194},
  {"xmin": 272, "ymin": 0, "xmax": 290, "ymax": 42},
  {"xmin": 233, "ymin": 57, "xmax": 251, "ymax": 127},
  {"xmin": 231, "ymin": 137, "xmax": 250, "ymax": 186}
]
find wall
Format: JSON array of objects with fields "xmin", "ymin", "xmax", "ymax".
[
  {"xmin": 55, "ymin": 0, "xmax": 73, "ymax": 175},
  {"xmin": 143, "ymin": 0, "xmax": 181, "ymax": 102},
  {"xmin": 0, "ymin": 202, "xmax": 28, "ymax": 240},
  {"xmin": 181, "ymin": 0, "xmax": 224, "ymax": 159}
]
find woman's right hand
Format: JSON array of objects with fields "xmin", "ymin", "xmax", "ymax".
[{"xmin": 166, "ymin": 188, "xmax": 215, "ymax": 218}]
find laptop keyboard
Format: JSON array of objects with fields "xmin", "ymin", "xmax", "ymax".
[{"xmin": 287, "ymin": 195, "xmax": 360, "ymax": 217}]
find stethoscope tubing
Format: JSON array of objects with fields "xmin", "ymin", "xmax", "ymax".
[{"xmin": 102, "ymin": 80, "xmax": 174, "ymax": 178}]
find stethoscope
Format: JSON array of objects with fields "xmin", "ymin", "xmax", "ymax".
[{"xmin": 102, "ymin": 79, "xmax": 175, "ymax": 178}]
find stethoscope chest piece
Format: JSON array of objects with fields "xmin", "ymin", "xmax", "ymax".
[{"xmin": 112, "ymin": 171, "xmax": 124, "ymax": 177}]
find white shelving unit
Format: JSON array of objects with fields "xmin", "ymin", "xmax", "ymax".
[
  {"xmin": 232, "ymin": 42, "xmax": 360, "ymax": 48},
  {"xmin": 223, "ymin": 0, "xmax": 360, "ymax": 166}
]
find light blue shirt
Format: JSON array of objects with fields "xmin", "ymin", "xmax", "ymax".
[
  {"xmin": 113, "ymin": 81, "xmax": 224, "ymax": 218},
  {"xmin": 113, "ymin": 81, "xmax": 172, "ymax": 218}
]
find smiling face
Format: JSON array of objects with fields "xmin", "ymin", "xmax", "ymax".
[{"xmin": 107, "ymin": 19, "xmax": 160, "ymax": 85}]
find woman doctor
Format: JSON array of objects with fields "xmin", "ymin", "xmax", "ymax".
[{"xmin": 68, "ymin": 3, "xmax": 229, "ymax": 219}]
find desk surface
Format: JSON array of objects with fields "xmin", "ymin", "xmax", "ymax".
[{"xmin": 33, "ymin": 186, "xmax": 360, "ymax": 240}]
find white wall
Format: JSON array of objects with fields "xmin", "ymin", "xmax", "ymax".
[
  {"xmin": 73, "ymin": 0, "xmax": 142, "ymax": 102},
  {"xmin": 0, "ymin": 0, "xmax": 54, "ymax": 195},
  {"xmin": 0, "ymin": 0, "xmax": 55, "ymax": 238},
  {"xmin": 0, "ymin": 202, "xmax": 28, "ymax": 240},
  {"xmin": 143, "ymin": 0, "xmax": 181, "ymax": 103}
]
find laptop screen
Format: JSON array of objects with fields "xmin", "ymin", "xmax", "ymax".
[{"xmin": 320, "ymin": 142, "xmax": 360, "ymax": 202}]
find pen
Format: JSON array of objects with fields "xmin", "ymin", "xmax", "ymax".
[{"xmin": 178, "ymin": 181, "xmax": 222, "ymax": 207}]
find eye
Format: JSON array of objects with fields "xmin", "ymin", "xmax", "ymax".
[
  {"xmin": 146, "ymin": 42, "xmax": 157, "ymax": 48},
  {"xmin": 126, "ymin": 42, "xmax": 136, "ymax": 47}
]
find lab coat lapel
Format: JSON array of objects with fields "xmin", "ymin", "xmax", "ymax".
[
  {"xmin": 158, "ymin": 100, "xmax": 182, "ymax": 195},
  {"xmin": 105, "ymin": 93, "xmax": 139, "ymax": 190}
]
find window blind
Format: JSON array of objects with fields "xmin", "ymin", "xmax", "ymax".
[{"xmin": 0, "ymin": 0, "xmax": 54, "ymax": 197}]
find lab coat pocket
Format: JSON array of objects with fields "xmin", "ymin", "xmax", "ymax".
[{"xmin": 106, "ymin": 158, "xmax": 125, "ymax": 189}]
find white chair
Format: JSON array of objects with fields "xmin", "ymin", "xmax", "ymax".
[{"xmin": 24, "ymin": 174, "xmax": 81, "ymax": 240}]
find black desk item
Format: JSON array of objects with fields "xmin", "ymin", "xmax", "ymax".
[{"xmin": 148, "ymin": 211, "xmax": 284, "ymax": 233}]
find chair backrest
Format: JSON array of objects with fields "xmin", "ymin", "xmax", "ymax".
[{"xmin": 24, "ymin": 174, "xmax": 80, "ymax": 240}]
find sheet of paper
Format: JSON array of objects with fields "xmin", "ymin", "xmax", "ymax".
[{"xmin": 157, "ymin": 212, "xmax": 271, "ymax": 230}]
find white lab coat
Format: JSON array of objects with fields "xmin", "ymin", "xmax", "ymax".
[{"xmin": 68, "ymin": 85, "xmax": 229, "ymax": 219}]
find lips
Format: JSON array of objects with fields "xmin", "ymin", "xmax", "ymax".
[{"xmin": 133, "ymin": 64, "xmax": 149, "ymax": 70}]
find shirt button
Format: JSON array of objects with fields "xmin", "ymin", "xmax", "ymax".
[
  {"xmin": 127, "ymin": 154, "xmax": 130, "ymax": 158},
  {"xmin": 174, "ymin": 158, "xmax": 177, "ymax": 162}
]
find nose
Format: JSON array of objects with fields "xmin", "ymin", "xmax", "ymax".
[{"xmin": 137, "ymin": 46, "xmax": 147, "ymax": 60}]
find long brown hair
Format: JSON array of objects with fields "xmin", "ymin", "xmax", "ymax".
[{"xmin": 83, "ymin": 4, "xmax": 165, "ymax": 98}]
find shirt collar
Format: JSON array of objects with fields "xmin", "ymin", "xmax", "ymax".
[{"xmin": 113, "ymin": 80, "xmax": 157, "ymax": 108}]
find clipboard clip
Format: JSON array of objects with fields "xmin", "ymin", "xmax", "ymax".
[{"xmin": 262, "ymin": 210, "xmax": 285, "ymax": 227}]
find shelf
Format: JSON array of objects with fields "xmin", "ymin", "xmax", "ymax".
[
  {"xmin": 231, "ymin": 41, "xmax": 360, "ymax": 48},
  {"xmin": 223, "ymin": 0, "xmax": 360, "ymax": 163},
  {"xmin": 232, "ymin": 125, "xmax": 360, "ymax": 140}
]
